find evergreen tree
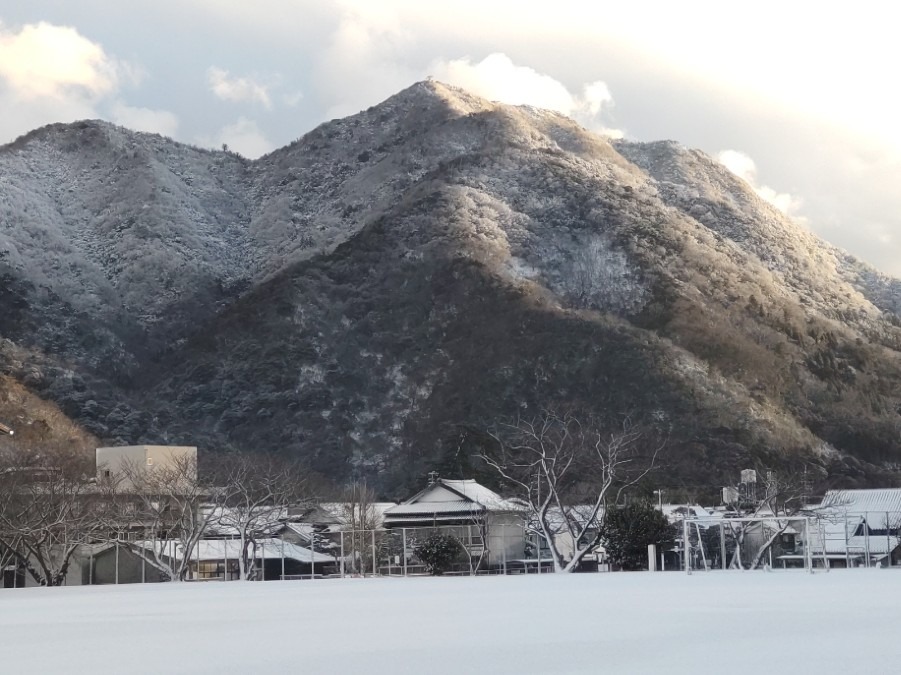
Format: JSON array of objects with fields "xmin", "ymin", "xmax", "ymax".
[{"xmin": 602, "ymin": 501, "xmax": 676, "ymax": 570}]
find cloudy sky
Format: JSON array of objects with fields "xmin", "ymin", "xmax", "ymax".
[{"xmin": 1, "ymin": 1, "xmax": 900, "ymax": 277}]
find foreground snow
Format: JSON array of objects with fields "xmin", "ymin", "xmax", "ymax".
[{"xmin": 2, "ymin": 571, "xmax": 898, "ymax": 674}]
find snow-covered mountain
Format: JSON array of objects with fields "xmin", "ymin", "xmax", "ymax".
[{"xmin": 1, "ymin": 81, "xmax": 900, "ymax": 495}]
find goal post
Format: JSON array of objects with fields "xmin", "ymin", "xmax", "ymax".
[{"xmin": 680, "ymin": 514, "xmax": 816, "ymax": 573}]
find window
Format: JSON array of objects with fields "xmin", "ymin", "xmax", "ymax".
[{"xmin": 146, "ymin": 457, "xmax": 154, "ymax": 466}]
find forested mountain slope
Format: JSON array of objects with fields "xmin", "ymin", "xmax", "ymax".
[{"xmin": 1, "ymin": 81, "xmax": 899, "ymax": 495}]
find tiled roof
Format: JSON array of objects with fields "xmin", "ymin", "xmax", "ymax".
[{"xmin": 385, "ymin": 500, "xmax": 484, "ymax": 517}]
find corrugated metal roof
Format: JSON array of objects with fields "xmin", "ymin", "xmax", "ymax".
[
  {"xmin": 135, "ymin": 538, "xmax": 333, "ymax": 563},
  {"xmin": 385, "ymin": 500, "xmax": 484, "ymax": 516},
  {"xmin": 819, "ymin": 489, "xmax": 901, "ymax": 513}
]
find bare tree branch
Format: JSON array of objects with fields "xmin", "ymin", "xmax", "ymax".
[{"xmin": 484, "ymin": 409, "xmax": 662, "ymax": 572}]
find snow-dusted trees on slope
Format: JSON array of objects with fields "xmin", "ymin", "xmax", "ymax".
[
  {"xmin": 483, "ymin": 410, "xmax": 662, "ymax": 573},
  {"xmin": 557, "ymin": 234, "xmax": 647, "ymax": 315}
]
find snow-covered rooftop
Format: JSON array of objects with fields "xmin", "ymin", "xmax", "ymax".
[
  {"xmin": 438, "ymin": 480, "xmax": 522, "ymax": 511},
  {"xmin": 661, "ymin": 504, "xmax": 722, "ymax": 523},
  {"xmin": 384, "ymin": 479, "xmax": 523, "ymax": 522},
  {"xmin": 135, "ymin": 538, "xmax": 333, "ymax": 563},
  {"xmin": 817, "ymin": 488, "xmax": 901, "ymax": 514}
]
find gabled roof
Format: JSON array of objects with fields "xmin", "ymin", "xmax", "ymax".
[
  {"xmin": 438, "ymin": 480, "xmax": 521, "ymax": 511},
  {"xmin": 384, "ymin": 479, "xmax": 522, "ymax": 522}
]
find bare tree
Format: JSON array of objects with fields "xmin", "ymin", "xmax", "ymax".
[
  {"xmin": 211, "ymin": 452, "xmax": 309, "ymax": 581},
  {"xmin": 725, "ymin": 469, "xmax": 807, "ymax": 570},
  {"xmin": 108, "ymin": 453, "xmax": 218, "ymax": 582},
  {"xmin": 0, "ymin": 447, "xmax": 105, "ymax": 586},
  {"xmin": 484, "ymin": 410, "xmax": 661, "ymax": 572},
  {"xmin": 450, "ymin": 513, "xmax": 490, "ymax": 575},
  {"xmin": 339, "ymin": 481, "xmax": 380, "ymax": 575}
]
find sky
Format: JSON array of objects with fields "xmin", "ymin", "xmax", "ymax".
[{"xmin": 1, "ymin": 1, "xmax": 900, "ymax": 277}]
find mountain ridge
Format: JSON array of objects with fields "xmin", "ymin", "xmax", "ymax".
[{"xmin": 1, "ymin": 80, "xmax": 899, "ymax": 496}]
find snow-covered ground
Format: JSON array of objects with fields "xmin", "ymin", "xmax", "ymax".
[{"xmin": 2, "ymin": 571, "xmax": 898, "ymax": 674}]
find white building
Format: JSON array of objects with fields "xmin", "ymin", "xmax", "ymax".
[
  {"xmin": 384, "ymin": 477, "xmax": 527, "ymax": 570},
  {"xmin": 96, "ymin": 445, "xmax": 197, "ymax": 489}
]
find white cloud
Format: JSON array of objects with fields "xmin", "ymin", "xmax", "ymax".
[
  {"xmin": 312, "ymin": 1, "xmax": 417, "ymax": 121},
  {"xmin": 108, "ymin": 102, "xmax": 179, "ymax": 137},
  {"xmin": 431, "ymin": 53, "xmax": 572, "ymax": 111},
  {"xmin": 203, "ymin": 117, "xmax": 274, "ymax": 158},
  {"xmin": 207, "ymin": 67, "xmax": 273, "ymax": 109},
  {"xmin": 429, "ymin": 53, "xmax": 621, "ymax": 136},
  {"xmin": 717, "ymin": 149, "xmax": 805, "ymax": 219},
  {"xmin": 0, "ymin": 21, "xmax": 119, "ymax": 100},
  {"xmin": 0, "ymin": 20, "xmax": 153, "ymax": 144}
]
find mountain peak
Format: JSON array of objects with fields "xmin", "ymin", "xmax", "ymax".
[
  {"xmin": 366, "ymin": 78, "xmax": 497, "ymax": 121},
  {"xmin": 1, "ymin": 80, "xmax": 900, "ymax": 493}
]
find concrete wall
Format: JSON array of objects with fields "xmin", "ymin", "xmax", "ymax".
[
  {"xmin": 97, "ymin": 445, "xmax": 197, "ymax": 488},
  {"xmin": 13, "ymin": 551, "xmax": 88, "ymax": 588},
  {"xmin": 88, "ymin": 545, "xmax": 167, "ymax": 585}
]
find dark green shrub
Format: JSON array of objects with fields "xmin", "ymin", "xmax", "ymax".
[{"xmin": 413, "ymin": 533, "xmax": 461, "ymax": 576}]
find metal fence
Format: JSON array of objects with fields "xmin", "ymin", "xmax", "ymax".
[
  {"xmin": 679, "ymin": 511, "xmax": 901, "ymax": 573},
  {"xmin": 2, "ymin": 523, "xmax": 559, "ymax": 588},
  {"xmin": 21, "ymin": 510, "xmax": 898, "ymax": 587},
  {"xmin": 312, "ymin": 524, "xmax": 550, "ymax": 578}
]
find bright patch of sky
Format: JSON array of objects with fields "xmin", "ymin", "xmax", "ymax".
[{"xmin": 0, "ymin": 0, "xmax": 899, "ymax": 276}]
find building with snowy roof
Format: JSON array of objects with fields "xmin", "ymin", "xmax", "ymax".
[
  {"xmin": 85, "ymin": 538, "xmax": 335, "ymax": 584},
  {"xmin": 799, "ymin": 489, "xmax": 901, "ymax": 568},
  {"xmin": 384, "ymin": 475, "xmax": 527, "ymax": 571}
]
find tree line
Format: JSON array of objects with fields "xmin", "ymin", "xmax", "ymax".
[{"xmin": 0, "ymin": 447, "xmax": 314, "ymax": 586}]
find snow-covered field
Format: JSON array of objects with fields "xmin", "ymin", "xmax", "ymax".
[{"xmin": 2, "ymin": 571, "xmax": 898, "ymax": 674}]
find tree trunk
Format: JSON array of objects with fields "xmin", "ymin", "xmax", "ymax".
[{"xmin": 751, "ymin": 526, "xmax": 788, "ymax": 570}]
